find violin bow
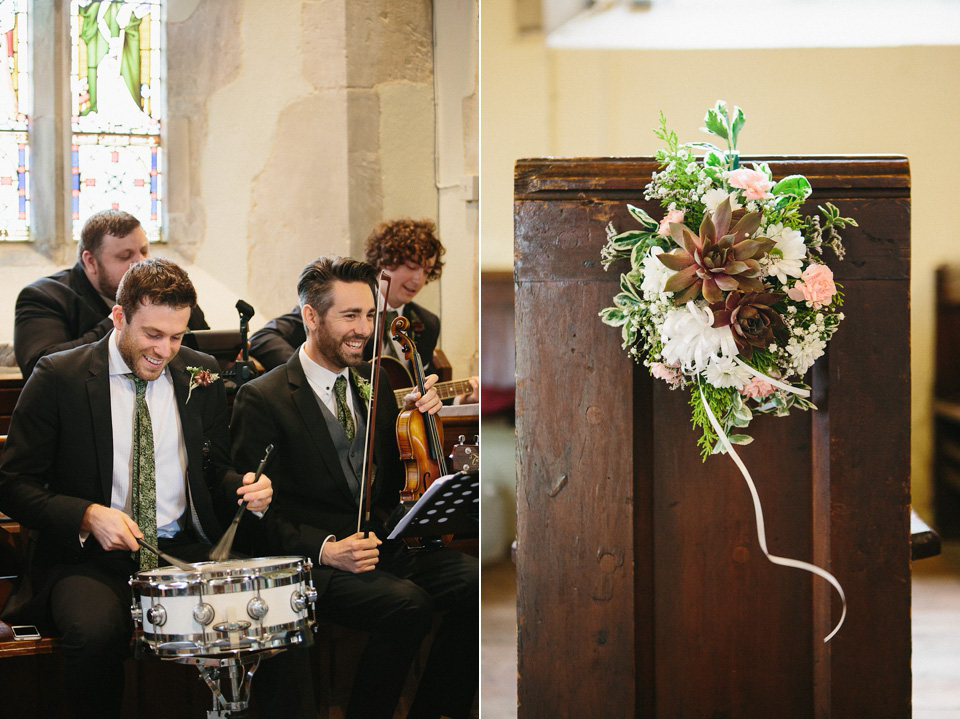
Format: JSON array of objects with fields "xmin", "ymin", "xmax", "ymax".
[{"xmin": 356, "ymin": 270, "xmax": 392, "ymax": 536}]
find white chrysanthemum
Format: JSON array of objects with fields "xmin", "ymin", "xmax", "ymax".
[
  {"xmin": 787, "ymin": 334, "xmax": 826, "ymax": 375},
  {"xmin": 659, "ymin": 302, "xmax": 738, "ymax": 374},
  {"xmin": 763, "ymin": 223, "xmax": 807, "ymax": 284},
  {"xmin": 640, "ymin": 247, "xmax": 674, "ymax": 300},
  {"xmin": 704, "ymin": 355, "xmax": 752, "ymax": 390},
  {"xmin": 702, "ymin": 188, "xmax": 743, "ymax": 214}
]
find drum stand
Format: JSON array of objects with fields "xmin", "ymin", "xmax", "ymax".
[{"xmin": 179, "ymin": 649, "xmax": 282, "ymax": 718}]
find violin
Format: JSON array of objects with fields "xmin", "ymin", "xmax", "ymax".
[{"xmin": 390, "ymin": 315, "xmax": 451, "ymax": 549}]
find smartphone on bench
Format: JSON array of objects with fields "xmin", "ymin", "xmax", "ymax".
[{"xmin": 11, "ymin": 625, "xmax": 40, "ymax": 641}]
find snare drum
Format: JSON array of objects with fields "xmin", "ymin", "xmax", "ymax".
[{"xmin": 130, "ymin": 556, "xmax": 317, "ymax": 658}]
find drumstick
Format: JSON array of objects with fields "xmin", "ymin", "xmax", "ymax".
[
  {"xmin": 209, "ymin": 443, "xmax": 274, "ymax": 562},
  {"xmin": 137, "ymin": 538, "xmax": 196, "ymax": 572}
]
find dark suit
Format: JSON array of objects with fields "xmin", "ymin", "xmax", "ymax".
[
  {"xmin": 14, "ymin": 262, "xmax": 209, "ymax": 379},
  {"xmin": 248, "ymin": 300, "xmax": 441, "ymax": 373},
  {"xmin": 231, "ymin": 353, "xmax": 478, "ymax": 719},
  {"xmin": 0, "ymin": 335, "xmax": 238, "ymax": 718}
]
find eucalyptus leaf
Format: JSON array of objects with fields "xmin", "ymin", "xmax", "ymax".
[
  {"xmin": 730, "ymin": 106, "xmax": 745, "ymax": 147},
  {"xmin": 599, "ymin": 307, "xmax": 626, "ymax": 326},
  {"xmin": 609, "ymin": 229, "xmax": 647, "ymax": 247},
  {"xmin": 703, "ymin": 105, "xmax": 729, "ymax": 141},
  {"xmin": 704, "ymin": 151, "xmax": 726, "ymax": 168},
  {"xmin": 619, "ymin": 274, "xmax": 642, "ymax": 299},
  {"xmin": 773, "ymin": 175, "xmax": 812, "ymax": 200},
  {"xmin": 686, "ymin": 141, "xmax": 723, "ymax": 153},
  {"xmin": 627, "ymin": 204, "xmax": 659, "ymax": 230},
  {"xmin": 732, "ymin": 403, "xmax": 753, "ymax": 423}
]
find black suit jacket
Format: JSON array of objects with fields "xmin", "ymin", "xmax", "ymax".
[
  {"xmin": 248, "ymin": 301, "xmax": 441, "ymax": 373},
  {"xmin": 14, "ymin": 262, "xmax": 209, "ymax": 379},
  {"xmin": 230, "ymin": 353, "xmax": 403, "ymax": 594},
  {"xmin": 0, "ymin": 334, "xmax": 240, "ymax": 622}
]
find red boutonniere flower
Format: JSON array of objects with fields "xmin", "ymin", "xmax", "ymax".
[{"xmin": 186, "ymin": 366, "xmax": 220, "ymax": 403}]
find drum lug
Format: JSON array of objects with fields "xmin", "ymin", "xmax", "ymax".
[
  {"xmin": 247, "ymin": 596, "xmax": 269, "ymax": 621},
  {"xmin": 131, "ymin": 604, "xmax": 143, "ymax": 625},
  {"xmin": 193, "ymin": 602, "xmax": 215, "ymax": 626},
  {"xmin": 146, "ymin": 604, "xmax": 167, "ymax": 628}
]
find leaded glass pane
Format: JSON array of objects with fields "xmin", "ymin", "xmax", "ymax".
[
  {"xmin": 0, "ymin": 0, "xmax": 30, "ymax": 241},
  {"xmin": 71, "ymin": 0, "xmax": 162, "ymax": 242}
]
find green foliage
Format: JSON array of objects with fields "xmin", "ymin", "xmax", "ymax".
[
  {"xmin": 653, "ymin": 110, "xmax": 680, "ymax": 152},
  {"xmin": 691, "ymin": 383, "xmax": 738, "ymax": 461}
]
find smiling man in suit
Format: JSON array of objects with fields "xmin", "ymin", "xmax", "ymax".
[
  {"xmin": 0, "ymin": 258, "xmax": 271, "ymax": 719},
  {"xmin": 13, "ymin": 209, "xmax": 209, "ymax": 379},
  {"xmin": 231, "ymin": 255, "xmax": 478, "ymax": 719}
]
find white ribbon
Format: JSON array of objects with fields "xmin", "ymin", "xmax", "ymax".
[
  {"xmin": 700, "ymin": 386, "xmax": 846, "ymax": 643},
  {"xmin": 733, "ymin": 356, "xmax": 810, "ymax": 398}
]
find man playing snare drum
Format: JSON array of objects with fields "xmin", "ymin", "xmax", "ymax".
[{"xmin": 0, "ymin": 259, "xmax": 273, "ymax": 719}]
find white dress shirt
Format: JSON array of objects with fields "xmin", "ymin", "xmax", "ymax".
[
  {"xmin": 108, "ymin": 330, "xmax": 188, "ymax": 537},
  {"xmin": 298, "ymin": 344, "xmax": 358, "ymax": 425}
]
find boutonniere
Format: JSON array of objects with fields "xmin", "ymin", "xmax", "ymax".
[
  {"xmin": 350, "ymin": 368, "xmax": 372, "ymax": 405},
  {"xmin": 407, "ymin": 308, "xmax": 425, "ymax": 335},
  {"xmin": 186, "ymin": 366, "xmax": 220, "ymax": 403}
]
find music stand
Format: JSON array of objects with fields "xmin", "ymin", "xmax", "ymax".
[{"xmin": 387, "ymin": 470, "xmax": 479, "ymax": 540}]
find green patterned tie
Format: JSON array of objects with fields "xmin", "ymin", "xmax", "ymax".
[
  {"xmin": 127, "ymin": 373, "xmax": 158, "ymax": 570},
  {"xmin": 334, "ymin": 375, "xmax": 355, "ymax": 442}
]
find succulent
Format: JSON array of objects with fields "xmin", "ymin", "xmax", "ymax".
[
  {"xmin": 709, "ymin": 290, "xmax": 785, "ymax": 360},
  {"xmin": 658, "ymin": 197, "xmax": 774, "ymax": 305}
]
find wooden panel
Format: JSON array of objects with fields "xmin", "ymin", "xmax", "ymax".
[
  {"xmin": 515, "ymin": 278, "xmax": 640, "ymax": 714},
  {"xmin": 515, "ymin": 156, "xmax": 911, "ymax": 718}
]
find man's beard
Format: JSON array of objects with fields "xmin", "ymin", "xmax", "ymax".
[{"xmin": 315, "ymin": 326, "xmax": 367, "ymax": 369}]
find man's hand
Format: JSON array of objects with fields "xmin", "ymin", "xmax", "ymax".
[
  {"xmin": 237, "ymin": 471, "xmax": 273, "ymax": 513},
  {"xmin": 80, "ymin": 504, "xmax": 141, "ymax": 551},
  {"xmin": 402, "ymin": 373, "xmax": 442, "ymax": 415},
  {"xmin": 454, "ymin": 376, "xmax": 479, "ymax": 405},
  {"xmin": 320, "ymin": 532, "xmax": 382, "ymax": 573}
]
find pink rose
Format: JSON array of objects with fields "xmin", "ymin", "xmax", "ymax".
[
  {"xmin": 650, "ymin": 362, "xmax": 682, "ymax": 387},
  {"xmin": 787, "ymin": 264, "xmax": 837, "ymax": 309},
  {"xmin": 741, "ymin": 376, "xmax": 775, "ymax": 399},
  {"xmin": 728, "ymin": 168, "xmax": 775, "ymax": 201},
  {"xmin": 657, "ymin": 209, "xmax": 685, "ymax": 236}
]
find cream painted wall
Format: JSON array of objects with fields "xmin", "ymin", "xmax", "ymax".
[{"xmin": 481, "ymin": 0, "xmax": 960, "ymax": 518}]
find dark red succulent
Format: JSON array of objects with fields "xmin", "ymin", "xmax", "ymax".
[{"xmin": 709, "ymin": 290, "xmax": 785, "ymax": 359}]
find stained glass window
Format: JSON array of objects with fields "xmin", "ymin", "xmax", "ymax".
[
  {"xmin": 71, "ymin": 0, "xmax": 163, "ymax": 242},
  {"xmin": 0, "ymin": 0, "xmax": 30, "ymax": 242}
]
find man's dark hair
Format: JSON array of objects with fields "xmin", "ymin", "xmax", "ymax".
[
  {"xmin": 364, "ymin": 218, "xmax": 444, "ymax": 282},
  {"xmin": 116, "ymin": 258, "xmax": 197, "ymax": 321},
  {"xmin": 78, "ymin": 209, "xmax": 142, "ymax": 261},
  {"xmin": 298, "ymin": 255, "xmax": 378, "ymax": 319}
]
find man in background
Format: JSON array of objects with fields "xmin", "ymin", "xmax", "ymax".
[{"xmin": 14, "ymin": 209, "xmax": 208, "ymax": 378}]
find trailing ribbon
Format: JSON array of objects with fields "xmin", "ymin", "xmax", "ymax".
[
  {"xmin": 699, "ymin": 385, "xmax": 846, "ymax": 643},
  {"xmin": 732, "ymin": 356, "xmax": 811, "ymax": 398}
]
